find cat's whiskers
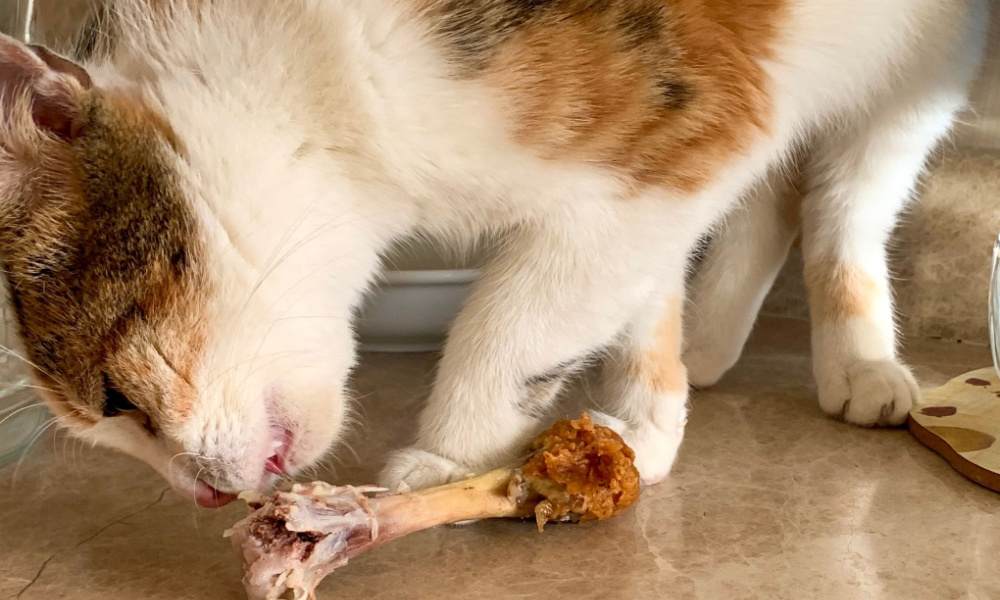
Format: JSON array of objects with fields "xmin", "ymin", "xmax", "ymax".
[
  {"xmin": 201, "ymin": 203, "xmax": 317, "ymax": 388},
  {"xmin": 167, "ymin": 451, "xmax": 207, "ymax": 479},
  {"xmin": 11, "ymin": 414, "xmax": 68, "ymax": 484},
  {"xmin": 336, "ymin": 438, "xmax": 361, "ymax": 467},
  {"xmin": 21, "ymin": 384, "xmax": 57, "ymax": 393},
  {"xmin": 73, "ymin": 436, "xmax": 84, "ymax": 469},
  {"xmin": 235, "ymin": 199, "xmax": 330, "ymax": 318},
  {"xmin": 227, "ymin": 214, "xmax": 369, "ymax": 407},
  {"xmin": 59, "ymin": 433, "xmax": 74, "ymax": 466},
  {"xmin": 233, "ymin": 319, "xmax": 282, "ymax": 409},
  {"xmin": 203, "ymin": 349, "xmax": 313, "ymax": 389},
  {"xmin": 229, "ymin": 215, "xmax": 377, "ymax": 418},
  {"xmin": 0, "ymin": 400, "xmax": 45, "ymax": 429},
  {"xmin": 0, "ymin": 343, "xmax": 57, "ymax": 381},
  {"xmin": 191, "ymin": 465, "xmax": 206, "ymax": 507}
]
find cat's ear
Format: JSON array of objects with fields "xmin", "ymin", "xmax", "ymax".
[{"xmin": 0, "ymin": 33, "xmax": 93, "ymax": 141}]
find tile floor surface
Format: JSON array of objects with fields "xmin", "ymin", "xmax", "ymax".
[{"xmin": 2, "ymin": 318, "xmax": 998, "ymax": 600}]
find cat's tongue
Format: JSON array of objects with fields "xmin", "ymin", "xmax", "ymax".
[{"xmin": 195, "ymin": 480, "xmax": 238, "ymax": 508}]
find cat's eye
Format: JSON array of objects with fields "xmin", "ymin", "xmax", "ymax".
[{"xmin": 102, "ymin": 374, "xmax": 138, "ymax": 417}]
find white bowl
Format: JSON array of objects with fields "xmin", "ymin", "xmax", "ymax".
[
  {"xmin": 357, "ymin": 268, "xmax": 478, "ymax": 352},
  {"xmin": 356, "ymin": 242, "xmax": 487, "ymax": 352}
]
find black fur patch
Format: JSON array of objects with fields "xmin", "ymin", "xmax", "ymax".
[
  {"xmin": 73, "ymin": 2, "xmax": 118, "ymax": 61},
  {"xmin": 170, "ymin": 247, "xmax": 189, "ymax": 274},
  {"xmin": 618, "ymin": 4, "xmax": 663, "ymax": 49},
  {"xmin": 658, "ymin": 79, "xmax": 693, "ymax": 110},
  {"xmin": 432, "ymin": 0, "xmax": 614, "ymax": 71},
  {"xmin": 431, "ymin": 0, "xmax": 691, "ymax": 118},
  {"xmin": 1, "ymin": 96, "xmax": 197, "ymax": 403}
]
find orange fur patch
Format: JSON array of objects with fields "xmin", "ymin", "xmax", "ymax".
[
  {"xmin": 804, "ymin": 262, "xmax": 883, "ymax": 320},
  {"xmin": 0, "ymin": 85, "xmax": 204, "ymax": 433},
  {"xmin": 161, "ymin": 326, "xmax": 206, "ymax": 420},
  {"xmin": 33, "ymin": 373, "xmax": 101, "ymax": 427},
  {"xmin": 436, "ymin": 0, "xmax": 788, "ymax": 193},
  {"xmin": 637, "ymin": 297, "xmax": 688, "ymax": 393},
  {"xmin": 106, "ymin": 90, "xmax": 184, "ymax": 154}
]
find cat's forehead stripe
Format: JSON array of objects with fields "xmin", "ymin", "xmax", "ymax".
[{"xmin": 6, "ymin": 90, "xmax": 204, "ymax": 415}]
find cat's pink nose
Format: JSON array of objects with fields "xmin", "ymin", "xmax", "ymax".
[{"xmin": 265, "ymin": 427, "xmax": 294, "ymax": 475}]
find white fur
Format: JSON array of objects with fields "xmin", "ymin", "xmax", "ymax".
[
  {"xmin": 54, "ymin": 0, "xmax": 989, "ymax": 495},
  {"xmin": 386, "ymin": 0, "xmax": 990, "ymax": 485},
  {"xmin": 685, "ymin": 167, "xmax": 801, "ymax": 387},
  {"xmin": 687, "ymin": 1, "xmax": 989, "ymax": 429}
]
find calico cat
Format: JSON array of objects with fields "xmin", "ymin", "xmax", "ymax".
[{"xmin": 0, "ymin": 0, "xmax": 988, "ymax": 506}]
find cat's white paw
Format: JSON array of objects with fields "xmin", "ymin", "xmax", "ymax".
[
  {"xmin": 379, "ymin": 447, "xmax": 472, "ymax": 491},
  {"xmin": 589, "ymin": 410, "xmax": 628, "ymax": 433},
  {"xmin": 591, "ymin": 411, "xmax": 681, "ymax": 486},
  {"xmin": 625, "ymin": 423, "xmax": 683, "ymax": 486},
  {"xmin": 816, "ymin": 359, "xmax": 919, "ymax": 426}
]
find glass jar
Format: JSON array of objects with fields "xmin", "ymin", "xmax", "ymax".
[
  {"xmin": 0, "ymin": 296, "xmax": 47, "ymax": 468},
  {"xmin": 0, "ymin": 0, "xmax": 35, "ymax": 43},
  {"xmin": 991, "ymin": 234, "xmax": 1000, "ymax": 378}
]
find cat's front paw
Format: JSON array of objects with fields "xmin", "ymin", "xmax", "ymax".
[
  {"xmin": 816, "ymin": 359, "xmax": 919, "ymax": 426},
  {"xmin": 379, "ymin": 447, "xmax": 472, "ymax": 491},
  {"xmin": 591, "ymin": 411, "xmax": 682, "ymax": 486}
]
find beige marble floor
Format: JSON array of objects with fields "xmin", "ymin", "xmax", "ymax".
[{"xmin": 1, "ymin": 318, "xmax": 998, "ymax": 600}]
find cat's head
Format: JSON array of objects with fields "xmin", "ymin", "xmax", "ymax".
[{"xmin": 0, "ymin": 35, "xmax": 354, "ymax": 506}]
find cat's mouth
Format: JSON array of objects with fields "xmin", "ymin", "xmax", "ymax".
[
  {"xmin": 183, "ymin": 427, "xmax": 295, "ymax": 508},
  {"xmin": 265, "ymin": 426, "xmax": 294, "ymax": 476},
  {"xmin": 169, "ymin": 467, "xmax": 239, "ymax": 508},
  {"xmin": 194, "ymin": 479, "xmax": 238, "ymax": 508}
]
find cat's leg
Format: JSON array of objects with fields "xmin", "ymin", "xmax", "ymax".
[
  {"xmin": 592, "ymin": 271, "xmax": 690, "ymax": 486},
  {"xmin": 380, "ymin": 216, "xmax": 675, "ymax": 490},
  {"xmin": 802, "ymin": 93, "xmax": 968, "ymax": 426},
  {"xmin": 684, "ymin": 167, "xmax": 801, "ymax": 387}
]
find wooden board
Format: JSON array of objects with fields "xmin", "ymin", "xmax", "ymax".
[{"xmin": 909, "ymin": 367, "xmax": 1000, "ymax": 493}]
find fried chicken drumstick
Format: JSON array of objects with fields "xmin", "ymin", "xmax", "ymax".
[{"xmin": 227, "ymin": 414, "xmax": 640, "ymax": 600}]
